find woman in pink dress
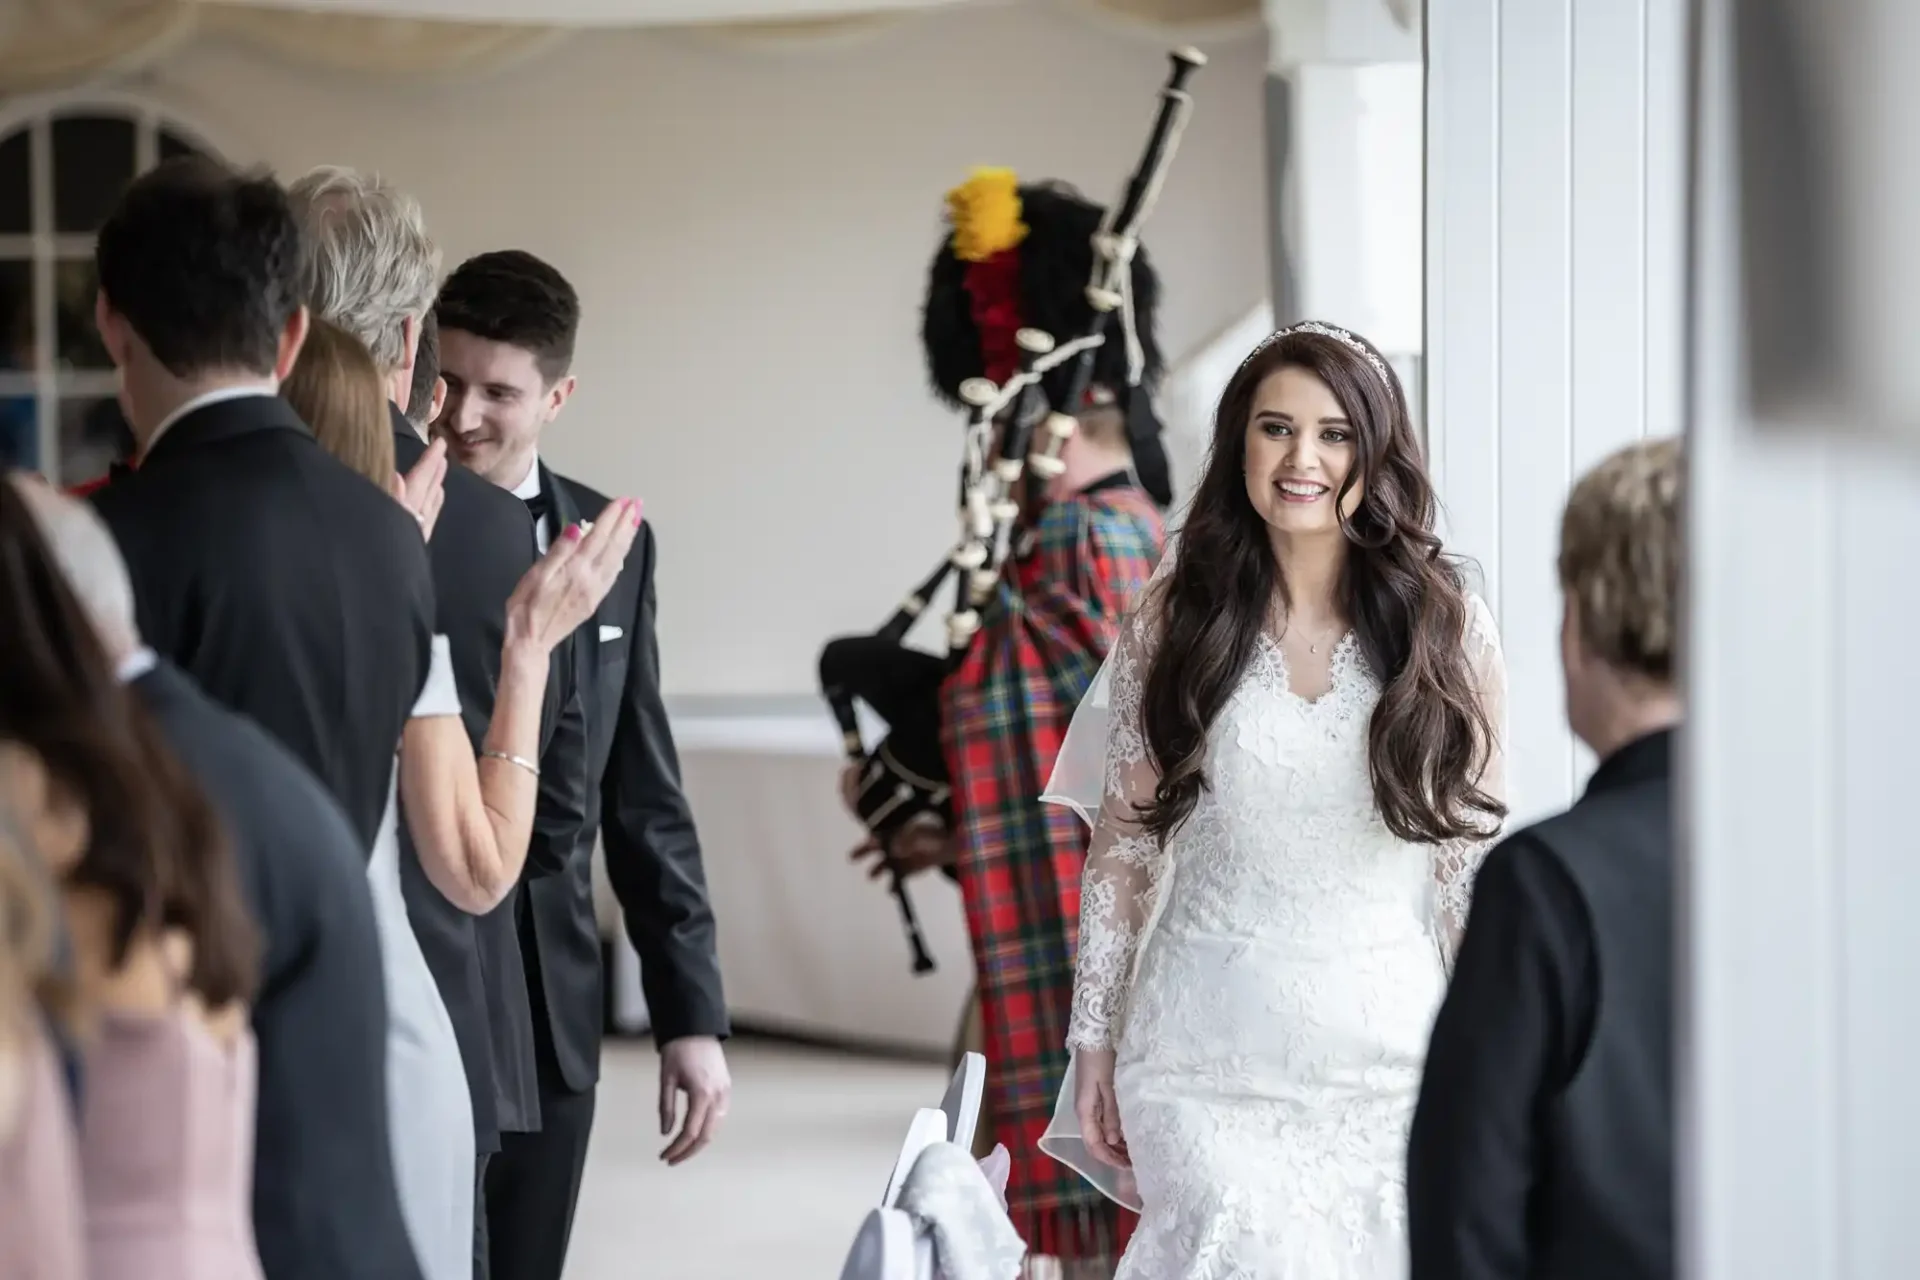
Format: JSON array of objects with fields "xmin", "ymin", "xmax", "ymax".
[
  {"xmin": 0, "ymin": 742, "xmax": 86, "ymax": 1280},
  {"xmin": 0, "ymin": 475, "xmax": 264, "ymax": 1280}
]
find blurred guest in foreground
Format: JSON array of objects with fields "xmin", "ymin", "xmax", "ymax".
[
  {"xmin": 14, "ymin": 468, "xmax": 426, "ymax": 1280},
  {"xmin": 0, "ymin": 471, "xmax": 263, "ymax": 1278},
  {"xmin": 1408, "ymin": 437, "xmax": 1682, "ymax": 1280},
  {"xmin": 0, "ymin": 741, "xmax": 85, "ymax": 1280}
]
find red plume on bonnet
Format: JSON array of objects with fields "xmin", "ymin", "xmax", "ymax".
[{"xmin": 944, "ymin": 168, "xmax": 1030, "ymax": 386}]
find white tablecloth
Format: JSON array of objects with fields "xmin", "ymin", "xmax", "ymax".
[{"xmin": 595, "ymin": 700, "xmax": 974, "ymax": 1056}]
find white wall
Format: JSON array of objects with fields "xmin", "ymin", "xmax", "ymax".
[
  {"xmin": 1424, "ymin": 0, "xmax": 1688, "ymax": 825},
  {"xmin": 132, "ymin": 6, "xmax": 1267, "ymax": 696},
  {"xmin": 1285, "ymin": 62, "xmax": 1422, "ymax": 352},
  {"xmin": 1685, "ymin": 1, "xmax": 1920, "ymax": 1274}
]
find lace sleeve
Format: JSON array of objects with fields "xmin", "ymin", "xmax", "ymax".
[
  {"xmin": 1065, "ymin": 599, "xmax": 1169, "ymax": 1053},
  {"xmin": 1433, "ymin": 593, "xmax": 1508, "ymax": 969}
]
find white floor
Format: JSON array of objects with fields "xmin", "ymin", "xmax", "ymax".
[{"xmin": 565, "ymin": 1037, "xmax": 948, "ymax": 1278}]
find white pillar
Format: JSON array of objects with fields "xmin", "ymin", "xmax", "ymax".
[
  {"xmin": 1685, "ymin": 1, "xmax": 1920, "ymax": 1275},
  {"xmin": 1423, "ymin": 0, "xmax": 1689, "ymax": 825},
  {"xmin": 1262, "ymin": 0, "xmax": 1423, "ymax": 361}
]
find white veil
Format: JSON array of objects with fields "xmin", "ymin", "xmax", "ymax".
[
  {"xmin": 1032, "ymin": 533, "xmax": 1181, "ymax": 1213},
  {"xmin": 1034, "ymin": 651, "xmax": 1116, "ymax": 829}
]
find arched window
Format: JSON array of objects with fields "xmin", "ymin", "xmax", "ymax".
[{"xmin": 0, "ymin": 103, "xmax": 219, "ymax": 486}]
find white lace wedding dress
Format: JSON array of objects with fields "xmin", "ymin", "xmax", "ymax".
[{"xmin": 1050, "ymin": 591, "xmax": 1506, "ymax": 1280}]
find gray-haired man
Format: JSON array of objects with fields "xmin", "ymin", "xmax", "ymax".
[{"xmin": 287, "ymin": 167, "xmax": 591, "ymax": 1279}]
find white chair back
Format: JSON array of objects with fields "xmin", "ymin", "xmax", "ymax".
[
  {"xmin": 838, "ymin": 1207, "xmax": 926, "ymax": 1280},
  {"xmin": 881, "ymin": 1107, "xmax": 950, "ymax": 1210},
  {"xmin": 893, "ymin": 1142, "xmax": 1028, "ymax": 1280},
  {"xmin": 939, "ymin": 1052, "xmax": 985, "ymax": 1153},
  {"xmin": 842, "ymin": 1055, "xmax": 1011, "ymax": 1280}
]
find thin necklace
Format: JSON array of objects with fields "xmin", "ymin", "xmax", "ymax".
[{"xmin": 1277, "ymin": 614, "xmax": 1343, "ymax": 656}]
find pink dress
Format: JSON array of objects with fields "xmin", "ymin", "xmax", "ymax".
[
  {"xmin": 77, "ymin": 1008, "xmax": 262, "ymax": 1280},
  {"xmin": 0, "ymin": 1020, "xmax": 87, "ymax": 1280}
]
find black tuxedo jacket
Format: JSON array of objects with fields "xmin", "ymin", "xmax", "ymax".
[
  {"xmin": 389, "ymin": 406, "xmax": 589, "ymax": 1146},
  {"xmin": 519, "ymin": 468, "xmax": 726, "ymax": 1094},
  {"xmin": 92, "ymin": 394, "xmax": 434, "ymax": 851},
  {"xmin": 133, "ymin": 658, "xmax": 421, "ymax": 1280}
]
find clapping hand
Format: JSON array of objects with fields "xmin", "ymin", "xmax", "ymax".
[
  {"xmin": 504, "ymin": 497, "xmax": 642, "ymax": 654},
  {"xmin": 658, "ymin": 1035, "xmax": 731, "ymax": 1166},
  {"xmin": 389, "ymin": 436, "xmax": 448, "ymax": 541}
]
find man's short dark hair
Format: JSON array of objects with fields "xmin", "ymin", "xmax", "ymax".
[
  {"xmin": 94, "ymin": 157, "xmax": 306, "ymax": 379},
  {"xmin": 435, "ymin": 250, "xmax": 579, "ymax": 384},
  {"xmin": 406, "ymin": 309, "xmax": 439, "ymax": 428}
]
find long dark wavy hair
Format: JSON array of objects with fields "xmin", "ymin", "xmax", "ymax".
[
  {"xmin": 1135, "ymin": 327, "xmax": 1504, "ymax": 847},
  {"xmin": 0, "ymin": 478, "xmax": 256, "ymax": 1008}
]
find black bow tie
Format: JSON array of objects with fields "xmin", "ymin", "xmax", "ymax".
[
  {"xmin": 523, "ymin": 491, "xmax": 551, "ymax": 524},
  {"xmin": 109, "ymin": 459, "xmax": 136, "ymax": 483}
]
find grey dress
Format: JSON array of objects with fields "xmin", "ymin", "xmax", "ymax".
[{"xmin": 369, "ymin": 635, "xmax": 475, "ymax": 1280}]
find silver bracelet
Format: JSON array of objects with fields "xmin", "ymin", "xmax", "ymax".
[{"xmin": 481, "ymin": 750, "xmax": 541, "ymax": 779}]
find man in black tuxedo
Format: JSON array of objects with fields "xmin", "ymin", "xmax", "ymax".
[
  {"xmin": 86, "ymin": 156, "xmax": 434, "ymax": 854},
  {"xmin": 15, "ymin": 473, "xmax": 422, "ymax": 1280},
  {"xmin": 1408, "ymin": 438, "xmax": 1682, "ymax": 1280},
  {"xmin": 435, "ymin": 250, "xmax": 730, "ymax": 1280},
  {"xmin": 406, "ymin": 309, "xmax": 448, "ymax": 432},
  {"xmin": 287, "ymin": 168, "xmax": 592, "ymax": 1275}
]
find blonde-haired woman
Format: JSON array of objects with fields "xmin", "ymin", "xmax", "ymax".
[
  {"xmin": 283, "ymin": 319, "xmax": 405, "ymax": 492},
  {"xmin": 0, "ymin": 744, "xmax": 85, "ymax": 1280},
  {"xmin": 284, "ymin": 315, "xmax": 635, "ymax": 1280}
]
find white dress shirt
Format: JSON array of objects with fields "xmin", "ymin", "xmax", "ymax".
[{"xmin": 509, "ymin": 457, "xmax": 550, "ymax": 554}]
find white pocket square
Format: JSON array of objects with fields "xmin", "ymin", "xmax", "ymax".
[{"xmin": 598, "ymin": 624, "xmax": 624, "ymax": 643}]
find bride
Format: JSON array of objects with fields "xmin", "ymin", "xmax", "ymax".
[{"xmin": 1042, "ymin": 322, "xmax": 1507, "ymax": 1277}]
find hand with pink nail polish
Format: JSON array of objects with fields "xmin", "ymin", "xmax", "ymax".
[{"xmin": 503, "ymin": 496, "xmax": 641, "ymax": 654}]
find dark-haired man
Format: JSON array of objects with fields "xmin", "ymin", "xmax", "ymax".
[
  {"xmin": 84, "ymin": 155, "xmax": 429, "ymax": 1280},
  {"xmin": 408, "ymin": 309, "xmax": 448, "ymax": 432},
  {"xmin": 434, "ymin": 248, "xmax": 729, "ymax": 1280},
  {"xmin": 89, "ymin": 156, "xmax": 434, "ymax": 857}
]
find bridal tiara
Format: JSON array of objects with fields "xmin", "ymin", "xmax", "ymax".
[{"xmin": 1239, "ymin": 320, "xmax": 1391, "ymax": 381}]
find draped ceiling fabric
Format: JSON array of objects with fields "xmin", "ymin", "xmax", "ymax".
[{"xmin": 0, "ymin": 0, "xmax": 1261, "ymax": 96}]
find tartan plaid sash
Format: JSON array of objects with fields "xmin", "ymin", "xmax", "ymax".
[{"xmin": 940, "ymin": 483, "xmax": 1163, "ymax": 1260}]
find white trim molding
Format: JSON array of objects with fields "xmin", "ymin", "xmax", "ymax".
[
  {"xmin": 1683, "ymin": 1, "xmax": 1920, "ymax": 1276},
  {"xmin": 1423, "ymin": 0, "xmax": 1687, "ymax": 826}
]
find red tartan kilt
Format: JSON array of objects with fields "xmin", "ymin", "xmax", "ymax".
[{"xmin": 937, "ymin": 485, "xmax": 1164, "ymax": 1260}]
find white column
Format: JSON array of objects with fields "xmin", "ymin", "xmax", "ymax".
[
  {"xmin": 1685, "ymin": 1, "xmax": 1920, "ymax": 1276},
  {"xmin": 1423, "ymin": 0, "xmax": 1688, "ymax": 826},
  {"xmin": 1263, "ymin": 0, "xmax": 1423, "ymax": 358}
]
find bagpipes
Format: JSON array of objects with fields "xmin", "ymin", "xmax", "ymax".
[{"xmin": 820, "ymin": 47, "xmax": 1205, "ymax": 973}]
